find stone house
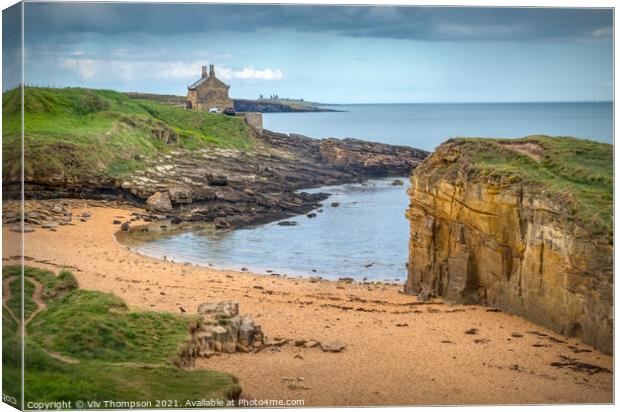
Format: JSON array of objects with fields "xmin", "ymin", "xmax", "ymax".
[{"xmin": 186, "ymin": 65, "xmax": 234, "ymax": 112}]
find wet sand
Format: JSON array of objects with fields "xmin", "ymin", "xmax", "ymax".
[{"xmin": 2, "ymin": 203, "xmax": 613, "ymax": 406}]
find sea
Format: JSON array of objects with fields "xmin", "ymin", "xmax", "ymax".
[{"xmin": 124, "ymin": 102, "xmax": 613, "ymax": 282}]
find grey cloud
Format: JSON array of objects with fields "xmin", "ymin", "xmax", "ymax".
[
  {"xmin": 3, "ymin": 3, "xmax": 22, "ymax": 90},
  {"xmin": 24, "ymin": 3, "xmax": 612, "ymax": 42}
]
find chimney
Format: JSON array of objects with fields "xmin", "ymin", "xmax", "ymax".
[
  {"xmin": 201, "ymin": 65, "xmax": 207, "ymax": 78},
  {"xmin": 209, "ymin": 64, "xmax": 215, "ymax": 78}
]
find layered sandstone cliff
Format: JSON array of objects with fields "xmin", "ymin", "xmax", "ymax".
[{"xmin": 405, "ymin": 136, "xmax": 612, "ymax": 353}]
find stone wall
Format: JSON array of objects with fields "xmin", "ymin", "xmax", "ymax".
[
  {"xmin": 237, "ymin": 112, "xmax": 263, "ymax": 133},
  {"xmin": 405, "ymin": 143, "xmax": 613, "ymax": 354}
]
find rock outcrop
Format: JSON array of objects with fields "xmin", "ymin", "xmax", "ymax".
[
  {"xmin": 233, "ymin": 99, "xmax": 339, "ymax": 113},
  {"xmin": 174, "ymin": 300, "xmax": 347, "ymax": 368},
  {"xmin": 405, "ymin": 136, "xmax": 612, "ymax": 353},
  {"xmin": 175, "ymin": 301, "xmax": 266, "ymax": 368},
  {"xmin": 15, "ymin": 130, "xmax": 428, "ymax": 229}
]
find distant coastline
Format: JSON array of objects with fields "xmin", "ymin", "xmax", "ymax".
[{"xmin": 124, "ymin": 91, "xmax": 341, "ymax": 113}]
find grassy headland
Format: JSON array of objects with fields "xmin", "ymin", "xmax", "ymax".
[
  {"xmin": 124, "ymin": 92, "xmax": 333, "ymax": 112},
  {"xmin": 2, "ymin": 265, "xmax": 241, "ymax": 408},
  {"xmin": 2, "ymin": 87, "xmax": 255, "ymax": 182},
  {"xmin": 423, "ymin": 135, "xmax": 612, "ymax": 241}
]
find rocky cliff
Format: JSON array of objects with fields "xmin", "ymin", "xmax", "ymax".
[
  {"xmin": 10, "ymin": 128, "xmax": 428, "ymax": 229},
  {"xmin": 233, "ymin": 99, "xmax": 339, "ymax": 113},
  {"xmin": 3, "ymin": 87, "xmax": 428, "ymax": 228},
  {"xmin": 405, "ymin": 136, "xmax": 612, "ymax": 353}
]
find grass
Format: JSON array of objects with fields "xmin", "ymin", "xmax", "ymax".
[
  {"xmin": 22, "ymin": 355, "xmax": 240, "ymax": 407},
  {"xmin": 3, "ymin": 265, "xmax": 79, "ymax": 301},
  {"xmin": 421, "ymin": 135, "xmax": 613, "ymax": 242},
  {"xmin": 7, "ymin": 278, "xmax": 36, "ymax": 320},
  {"xmin": 3, "ymin": 306, "xmax": 22, "ymax": 409},
  {"xmin": 28, "ymin": 290, "xmax": 197, "ymax": 363},
  {"xmin": 2, "ymin": 87, "xmax": 255, "ymax": 181},
  {"xmin": 2, "ymin": 265, "xmax": 241, "ymax": 408}
]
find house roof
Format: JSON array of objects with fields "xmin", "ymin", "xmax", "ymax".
[{"xmin": 188, "ymin": 76, "xmax": 229, "ymax": 90}]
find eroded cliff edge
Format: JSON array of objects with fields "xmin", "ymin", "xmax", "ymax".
[
  {"xmin": 2, "ymin": 87, "xmax": 428, "ymax": 229},
  {"xmin": 405, "ymin": 136, "xmax": 612, "ymax": 353}
]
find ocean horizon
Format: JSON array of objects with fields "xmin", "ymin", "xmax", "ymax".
[{"xmin": 264, "ymin": 101, "xmax": 613, "ymax": 152}]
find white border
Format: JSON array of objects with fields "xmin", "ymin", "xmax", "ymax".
[{"xmin": 0, "ymin": 1, "xmax": 616, "ymax": 412}]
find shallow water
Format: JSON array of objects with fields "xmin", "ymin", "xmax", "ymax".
[
  {"xmin": 123, "ymin": 178, "xmax": 410, "ymax": 281},
  {"xmin": 126, "ymin": 102, "xmax": 613, "ymax": 282}
]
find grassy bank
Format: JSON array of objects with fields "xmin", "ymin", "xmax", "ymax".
[
  {"xmin": 425, "ymin": 135, "xmax": 613, "ymax": 241},
  {"xmin": 2, "ymin": 87, "xmax": 255, "ymax": 182},
  {"xmin": 2, "ymin": 265, "xmax": 241, "ymax": 408}
]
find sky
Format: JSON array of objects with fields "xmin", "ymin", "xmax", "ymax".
[{"xmin": 2, "ymin": 3, "xmax": 614, "ymax": 103}]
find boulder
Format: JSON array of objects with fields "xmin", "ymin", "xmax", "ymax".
[
  {"xmin": 319, "ymin": 340, "xmax": 346, "ymax": 353},
  {"xmin": 168, "ymin": 186, "xmax": 192, "ymax": 204},
  {"xmin": 236, "ymin": 344, "xmax": 250, "ymax": 353},
  {"xmin": 10, "ymin": 224, "xmax": 34, "ymax": 233},
  {"xmin": 213, "ymin": 215, "xmax": 250, "ymax": 230},
  {"xmin": 211, "ymin": 325, "xmax": 230, "ymax": 342},
  {"xmin": 198, "ymin": 301, "xmax": 239, "ymax": 317},
  {"xmin": 214, "ymin": 217, "xmax": 231, "ymax": 229},
  {"xmin": 146, "ymin": 191, "xmax": 173, "ymax": 213},
  {"xmin": 238, "ymin": 316, "xmax": 256, "ymax": 347},
  {"xmin": 304, "ymin": 340, "xmax": 319, "ymax": 348},
  {"xmin": 208, "ymin": 174, "xmax": 228, "ymax": 186},
  {"xmin": 176, "ymin": 302, "xmax": 266, "ymax": 358}
]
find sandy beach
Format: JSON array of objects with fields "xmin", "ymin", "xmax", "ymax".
[{"xmin": 3, "ymin": 202, "xmax": 613, "ymax": 406}]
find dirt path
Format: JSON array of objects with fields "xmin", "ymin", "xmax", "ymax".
[
  {"xmin": 3, "ymin": 275, "xmax": 47, "ymax": 326},
  {"xmin": 46, "ymin": 351, "xmax": 80, "ymax": 365},
  {"xmin": 2, "ymin": 274, "xmax": 81, "ymax": 364},
  {"xmin": 26, "ymin": 278, "xmax": 46, "ymax": 324}
]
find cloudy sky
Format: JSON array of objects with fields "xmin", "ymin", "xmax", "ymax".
[{"xmin": 3, "ymin": 3, "xmax": 614, "ymax": 103}]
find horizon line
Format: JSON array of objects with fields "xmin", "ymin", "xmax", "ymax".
[
  {"xmin": 321, "ymin": 100, "xmax": 614, "ymax": 105},
  {"xmin": 3, "ymin": 84, "xmax": 613, "ymax": 105}
]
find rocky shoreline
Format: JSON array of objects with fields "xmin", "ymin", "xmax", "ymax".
[{"xmin": 8, "ymin": 130, "xmax": 428, "ymax": 230}]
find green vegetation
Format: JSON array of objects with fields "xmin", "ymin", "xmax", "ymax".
[
  {"xmin": 2, "ymin": 265, "xmax": 241, "ymax": 408},
  {"xmin": 29, "ymin": 290, "xmax": 196, "ymax": 363},
  {"xmin": 7, "ymin": 278, "xmax": 36, "ymax": 319},
  {"xmin": 4, "ymin": 265, "xmax": 79, "ymax": 301},
  {"xmin": 2, "ymin": 87, "xmax": 255, "ymax": 181},
  {"xmin": 428, "ymin": 135, "xmax": 613, "ymax": 241},
  {"xmin": 3, "ymin": 307, "xmax": 21, "ymax": 409}
]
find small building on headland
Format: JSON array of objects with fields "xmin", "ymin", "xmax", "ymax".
[
  {"xmin": 186, "ymin": 64, "xmax": 234, "ymax": 112},
  {"xmin": 185, "ymin": 64, "xmax": 263, "ymax": 133}
]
